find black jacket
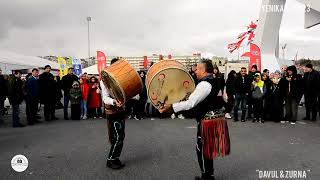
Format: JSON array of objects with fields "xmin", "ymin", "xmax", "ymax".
[
  {"xmin": 0, "ymin": 74, "xmax": 7, "ymax": 100},
  {"xmin": 282, "ymin": 74, "xmax": 304, "ymax": 101},
  {"xmin": 39, "ymin": 72, "xmax": 56, "ymax": 103},
  {"xmin": 234, "ymin": 74, "xmax": 251, "ymax": 95},
  {"xmin": 7, "ymin": 75, "xmax": 24, "ymax": 105},
  {"xmin": 226, "ymin": 76, "xmax": 236, "ymax": 96},
  {"xmin": 61, "ymin": 74, "xmax": 79, "ymax": 96},
  {"xmin": 303, "ymin": 70, "xmax": 320, "ymax": 95},
  {"xmin": 26, "ymin": 76, "xmax": 39, "ymax": 100}
]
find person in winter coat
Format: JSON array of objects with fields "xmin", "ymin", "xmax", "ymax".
[
  {"xmin": 303, "ymin": 63, "xmax": 319, "ymax": 121},
  {"xmin": 39, "ymin": 65, "xmax": 58, "ymax": 121},
  {"xmin": 269, "ymin": 70, "xmax": 285, "ymax": 122},
  {"xmin": 88, "ymin": 76, "xmax": 102, "ymax": 118},
  {"xmin": 26, "ymin": 68, "xmax": 41, "ymax": 125},
  {"xmin": 7, "ymin": 71, "xmax": 25, "ymax": 127},
  {"xmin": 251, "ymin": 73, "xmax": 267, "ymax": 123},
  {"xmin": 282, "ymin": 65, "xmax": 304, "ymax": 124},
  {"xmin": 261, "ymin": 72, "xmax": 272, "ymax": 120},
  {"xmin": 70, "ymin": 81, "xmax": 82, "ymax": 120},
  {"xmin": 136, "ymin": 70, "xmax": 148, "ymax": 120},
  {"xmin": 225, "ymin": 70, "xmax": 237, "ymax": 119},
  {"xmin": 80, "ymin": 76, "xmax": 89, "ymax": 119},
  {"xmin": 234, "ymin": 67, "xmax": 252, "ymax": 122},
  {"xmin": 61, "ymin": 67, "xmax": 79, "ymax": 120}
]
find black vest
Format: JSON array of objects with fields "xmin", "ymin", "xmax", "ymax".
[{"xmin": 195, "ymin": 75, "xmax": 220, "ymax": 121}]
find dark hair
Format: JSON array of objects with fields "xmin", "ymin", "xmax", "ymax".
[
  {"xmin": 32, "ymin": 68, "xmax": 39, "ymax": 72},
  {"xmin": 306, "ymin": 63, "xmax": 313, "ymax": 69},
  {"xmin": 111, "ymin": 58, "xmax": 119, "ymax": 65},
  {"xmin": 263, "ymin": 69, "xmax": 269, "ymax": 73},
  {"xmin": 251, "ymin": 65, "xmax": 257, "ymax": 70},
  {"xmin": 200, "ymin": 60, "xmax": 213, "ymax": 73},
  {"xmin": 44, "ymin": 65, "xmax": 51, "ymax": 69},
  {"xmin": 213, "ymin": 66, "xmax": 220, "ymax": 75},
  {"xmin": 14, "ymin": 70, "xmax": 22, "ymax": 75},
  {"xmin": 68, "ymin": 67, "xmax": 74, "ymax": 71},
  {"xmin": 241, "ymin": 67, "xmax": 247, "ymax": 70},
  {"xmin": 227, "ymin": 70, "xmax": 236, "ymax": 79}
]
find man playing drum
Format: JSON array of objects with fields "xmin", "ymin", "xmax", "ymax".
[
  {"xmin": 159, "ymin": 60, "xmax": 230, "ymax": 180},
  {"xmin": 100, "ymin": 58, "xmax": 126, "ymax": 169}
]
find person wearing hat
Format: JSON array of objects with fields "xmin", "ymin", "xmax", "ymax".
[
  {"xmin": 69, "ymin": 81, "xmax": 82, "ymax": 120},
  {"xmin": 303, "ymin": 63, "xmax": 320, "ymax": 121},
  {"xmin": 61, "ymin": 67, "xmax": 79, "ymax": 120},
  {"xmin": 39, "ymin": 65, "xmax": 58, "ymax": 121},
  {"xmin": 282, "ymin": 66, "xmax": 304, "ymax": 124},
  {"xmin": 251, "ymin": 73, "xmax": 266, "ymax": 123},
  {"xmin": 247, "ymin": 64, "xmax": 261, "ymax": 119}
]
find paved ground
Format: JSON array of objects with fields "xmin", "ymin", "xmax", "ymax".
[{"xmin": 0, "ymin": 105, "xmax": 320, "ymax": 180}]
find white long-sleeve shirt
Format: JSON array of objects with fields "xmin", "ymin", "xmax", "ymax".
[
  {"xmin": 100, "ymin": 80, "xmax": 115, "ymax": 106},
  {"xmin": 172, "ymin": 81, "xmax": 212, "ymax": 113}
]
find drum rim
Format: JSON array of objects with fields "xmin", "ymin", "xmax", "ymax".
[
  {"xmin": 102, "ymin": 59, "xmax": 143, "ymax": 103},
  {"xmin": 145, "ymin": 60, "xmax": 185, "ymax": 85},
  {"xmin": 101, "ymin": 70, "xmax": 126, "ymax": 103},
  {"xmin": 146, "ymin": 67, "xmax": 195, "ymax": 108}
]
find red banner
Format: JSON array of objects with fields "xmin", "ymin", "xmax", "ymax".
[
  {"xmin": 97, "ymin": 51, "xmax": 107, "ymax": 77},
  {"xmin": 249, "ymin": 43, "xmax": 261, "ymax": 71},
  {"xmin": 143, "ymin": 56, "xmax": 148, "ymax": 69}
]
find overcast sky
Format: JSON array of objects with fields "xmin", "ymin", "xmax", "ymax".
[{"xmin": 0, "ymin": 0, "xmax": 319, "ymax": 60}]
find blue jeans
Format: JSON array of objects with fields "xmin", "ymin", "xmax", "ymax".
[
  {"xmin": 80, "ymin": 100, "xmax": 88, "ymax": 117},
  {"xmin": 234, "ymin": 94, "xmax": 247, "ymax": 121},
  {"xmin": 64, "ymin": 95, "xmax": 70, "ymax": 118},
  {"xmin": 12, "ymin": 104, "xmax": 20, "ymax": 126}
]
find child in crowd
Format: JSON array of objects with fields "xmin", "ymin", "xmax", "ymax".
[
  {"xmin": 70, "ymin": 81, "xmax": 82, "ymax": 120},
  {"xmin": 251, "ymin": 73, "xmax": 266, "ymax": 123},
  {"xmin": 80, "ymin": 77, "xmax": 89, "ymax": 119}
]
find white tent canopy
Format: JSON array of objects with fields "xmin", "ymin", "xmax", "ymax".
[
  {"xmin": 0, "ymin": 50, "xmax": 59, "ymax": 74},
  {"xmin": 82, "ymin": 64, "xmax": 98, "ymax": 75}
]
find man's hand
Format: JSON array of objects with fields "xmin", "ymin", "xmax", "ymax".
[
  {"xmin": 159, "ymin": 104, "xmax": 173, "ymax": 114},
  {"xmin": 113, "ymin": 99, "xmax": 123, "ymax": 107}
]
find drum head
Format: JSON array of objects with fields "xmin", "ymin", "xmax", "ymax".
[
  {"xmin": 101, "ymin": 71, "xmax": 125, "ymax": 103},
  {"xmin": 147, "ymin": 68, "xmax": 195, "ymax": 108}
]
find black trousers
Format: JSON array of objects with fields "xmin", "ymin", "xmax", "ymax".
[
  {"xmin": 234, "ymin": 94, "xmax": 247, "ymax": 121},
  {"xmin": 285, "ymin": 97, "xmax": 298, "ymax": 122},
  {"xmin": 247, "ymin": 94, "xmax": 253, "ymax": 118},
  {"xmin": 43, "ymin": 102, "xmax": 56, "ymax": 121},
  {"xmin": 305, "ymin": 94, "xmax": 317, "ymax": 120},
  {"xmin": 196, "ymin": 121, "xmax": 214, "ymax": 178},
  {"xmin": 107, "ymin": 113, "xmax": 126, "ymax": 161},
  {"xmin": 26, "ymin": 98, "xmax": 39, "ymax": 124},
  {"xmin": 71, "ymin": 104, "xmax": 81, "ymax": 120},
  {"xmin": 252, "ymin": 98, "xmax": 263, "ymax": 119},
  {"xmin": 225, "ymin": 94, "xmax": 235, "ymax": 113}
]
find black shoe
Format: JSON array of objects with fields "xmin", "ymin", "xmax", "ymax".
[
  {"xmin": 233, "ymin": 119, "xmax": 239, "ymax": 122},
  {"xmin": 201, "ymin": 174, "xmax": 215, "ymax": 180},
  {"xmin": 114, "ymin": 159, "xmax": 125, "ymax": 167},
  {"xmin": 260, "ymin": 118, "xmax": 264, "ymax": 123},
  {"xmin": 252, "ymin": 118, "xmax": 257, "ymax": 123},
  {"xmin": 302, "ymin": 117, "xmax": 310, "ymax": 120},
  {"xmin": 106, "ymin": 160, "xmax": 123, "ymax": 170},
  {"xmin": 241, "ymin": 119, "xmax": 246, "ymax": 122},
  {"xmin": 51, "ymin": 117, "xmax": 59, "ymax": 120},
  {"xmin": 13, "ymin": 123, "xmax": 25, "ymax": 128},
  {"xmin": 27, "ymin": 122, "xmax": 35, "ymax": 126},
  {"xmin": 64, "ymin": 117, "xmax": 69, "ymax": 120},
  {"xmin": 34, "ymin": 120, "xmax": 42, "ymax": 123}
]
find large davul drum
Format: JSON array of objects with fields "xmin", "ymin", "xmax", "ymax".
[
  {"xmin": 146, "ymin": 60, "xmax": 195, "ymax": 109},
  {"xmin": 101, "ymin": 59, "xmax": 143, "ymax": 103}
]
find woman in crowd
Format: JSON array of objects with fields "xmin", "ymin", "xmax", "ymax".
[
  {"xmin": 225, "ymin": 70, "xmax": 237, "ymax": 119},
  {"xmin": 88, "ymin": 76, "xmax": 103, "ymax": 119},
  {"xmin": 268, "ymin": 70, "xmax": 285, "ymax": 122},
  {"xmin": 261, "ymin": 72, "xmax": 272, "ymax": 120},
  {"xmin": 80, "ymin": 75, "xmax": 89, "ymax": 119},
  {"xmin": 70, "ymin": 81, "xmax": 82, "ymax": 120},
  {"xmin": 251, "ymin": 73, "xmax": 266, "ymax": 123},
  {"xmin": 212, "ymin": 66, "xmax": 226, "ymax": 110}
]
